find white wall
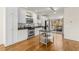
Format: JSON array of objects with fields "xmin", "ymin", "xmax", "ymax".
[
  {"xmin": 64, "ymin": 7, "xmax": 79, "ymax": 41},
  {"xmin": 0, "ymin": 7, "xmax": 5, "ymax": 45}
]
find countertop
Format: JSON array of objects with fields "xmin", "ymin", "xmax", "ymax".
[{"xmin": 18, "ymin": 26, "xmax": 45, "ymax": 30}]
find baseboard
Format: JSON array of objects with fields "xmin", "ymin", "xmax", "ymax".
[{"xmin": 64, "ymin": 38, "xmax": 79, "ymax": 42}]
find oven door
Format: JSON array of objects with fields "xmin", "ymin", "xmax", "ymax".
[{"xmin": 28, "ymin": 29, "xmax": 35, "ymax": 38}]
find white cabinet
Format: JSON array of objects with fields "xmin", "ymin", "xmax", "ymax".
[
  {"xmin": 35, "ymin": 28, "xmax": 39, "ymax": 36},
  {"xmin": 40, "ymin": 16, "xmax": 47, "ymax": 26},
  {"xmin": 17, "ymin": 30, "xmax": 28, "ymax": 42},
  {"xmin": 33, "ymin": 13, "xmax": 38, "ymax": 26},
  {"xmin": 35, "ymin": 28, "xmax": 42, "ymax": 36},
  {"xmin": 6, "ymin": 7, "xmax": 18, "ymax": 46},
  {"xmin": 18, "ymin": 8, "xmax": 26, "ymax": 23}
]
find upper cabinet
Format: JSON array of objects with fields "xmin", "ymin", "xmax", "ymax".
[
  {"xmin": 18, "ymin": 8, "xmax": 26, "ymax": 23},
  {"xmin": 26, "ymin": 12, "xmax": 33, "ymax": 24},
  {"xmin": 18, "ymin": 7, "xmax": 49, "ymax": 28},
  {"xmin": 18, "ymin": 8, "xmax": 36, "ymax": 24}
]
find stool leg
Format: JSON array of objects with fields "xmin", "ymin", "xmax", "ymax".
[
  {"xmin": 39, "ymin": 31, "xmax": 40, "ymax": 47},
  {"xmin": 46, "ymin": 37, "xmax": 48, "ymax": 48}
]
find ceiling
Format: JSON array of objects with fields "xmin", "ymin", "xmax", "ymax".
[{"xmin": 23, "ymin": 7, "xmax": 64, "ymax": 19}]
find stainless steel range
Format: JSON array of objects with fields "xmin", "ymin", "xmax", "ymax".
[{"xmin": 28, "ymin": 28, "xmax": 35, "ymax": 38}]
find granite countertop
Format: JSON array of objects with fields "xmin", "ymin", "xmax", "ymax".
[
  {"xmin": 18, "ymin": 26, "xmax": 44, "ymax": 30},
  {"xmin": 39, "ymin": 30, "xmax": 53, "ymax": 32},
  {"xmin": 39, "ymin": 29, "xmax": 63, "ymax": 34}
]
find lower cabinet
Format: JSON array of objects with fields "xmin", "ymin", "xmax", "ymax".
[
  {"xmin": 17, "ymin": 30, "xmax": 28, "ymax": 42},
  {"xmin": 53, "ymin": 33, "xmax": 63, "ymax": 50},
  {"xmin": 35, "ymin": 28, "xmax": 39, "ymax": 36},
  {"xmin": 35, "ymin": 28, "xmax": 42, "ymax": 36}
]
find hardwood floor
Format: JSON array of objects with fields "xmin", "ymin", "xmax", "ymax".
[
  {"xmin": 63, "ymin": 39, "xmax": 79, "ymax": 51},
  {"xmin": 6, "ymin": 34, "xmax": 79, "ymax": 51},
  {"xmin": 6, "ymin": 36, "xmax": 55, "ymax": 51},
  {"xmin": 0, "ymin": 44, "xmax": 5, "ymax": 51}
]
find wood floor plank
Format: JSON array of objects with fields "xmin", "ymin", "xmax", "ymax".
[
  {"xmin": 6, "ymin": 34, "xmax": 79, "ymax": 51},
  {"xmin": 0, "ymin": 44, "xmax": 5, "ymax": 51}
]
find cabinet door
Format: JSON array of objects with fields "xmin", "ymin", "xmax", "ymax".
[
  {"xmin": 18, "ymin": 30, "xmax": 28, "ymax": 42},
  {"xmin": 35, "ymin": 28, "xmax": 42, "ymax": 36},
  {"xmin": 6, "ymin": 9, "xmax": 13, "ymax": 46},
  {"xmin": 54, "ymin": 33, "xmax": 63, "ymax": 50},
  {"xmin": 6, "ymin": 8, "xmax": 18, "ymax": 46},
  {"xmin": 12, "ymin": 8, "xmax": 18, "ymax": 44},
  {"xmin": 35, "ymin": 28, "xmax": 38, "ymax": 36},
  {"xmin": 18, "ymin": 8, "xmax": 26, "ymax": 23}
]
